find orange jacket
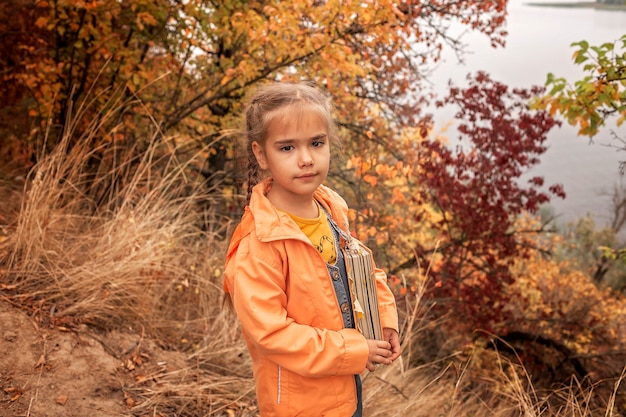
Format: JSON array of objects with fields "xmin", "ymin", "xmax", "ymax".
[{"xmin": 223, "ymin": 179, "xmax": 399, "ymax": 417}]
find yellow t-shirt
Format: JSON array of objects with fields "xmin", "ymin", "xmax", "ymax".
[{"xmin": 285, "ymin": 203, "xmax": 336, "ymax": 264}]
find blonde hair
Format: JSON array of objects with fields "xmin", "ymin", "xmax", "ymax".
[{"xmin": 243, "ymin": 82, "xmax": 339, "ymax": 202}]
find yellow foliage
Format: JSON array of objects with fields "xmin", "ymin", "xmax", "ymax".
[{"xmin": 508, "ymin": 216, "xmax": 626, "ymax": 357}]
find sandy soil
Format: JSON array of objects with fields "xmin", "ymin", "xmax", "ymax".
[{"xmin": 0, "ymin": 299, "xmax": 188, "ymax": 417}]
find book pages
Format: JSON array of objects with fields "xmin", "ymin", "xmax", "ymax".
[{"xmin": 343, "ymin": 239, "xmax": 383, "ymax": 340}]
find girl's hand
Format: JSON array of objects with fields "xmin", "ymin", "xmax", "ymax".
[
  {"xmin": 383, "ymin": 328, "xmax": 401, "ymax": 362},
  {"xmin": 365, "ymin": 339, "xmax": 392, "ymax": 372}
]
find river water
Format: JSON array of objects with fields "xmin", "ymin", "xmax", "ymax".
[{"xmin": 430, "ymin": 0, "xmax": 626, "ymax": 228}]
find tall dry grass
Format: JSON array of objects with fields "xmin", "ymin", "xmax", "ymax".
[
  {"xmin": 0, "ymin": 101, "xmax": 623, "ymax": 416},
  {"xmin": 3, "ymin": 127, "xmax": 223, "ymax": 343}
]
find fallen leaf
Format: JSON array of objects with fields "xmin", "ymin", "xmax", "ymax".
[
  {"xmin": 5, "ymin": 386, "xmax": 23, "ymax": 402},
  {"xmin": 55, "ymin": 394, "xmax": 68, "ymax": 405},
  {"xmin": 124, "ymin": 358, "xmax": 135, "ymax": 371}
]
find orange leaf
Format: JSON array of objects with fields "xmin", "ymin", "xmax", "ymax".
[
  {"xmin": 363, "ymin": 174, "xmax": 377, "ymax": 187},
  {"xmin": 34, "ymin": 16, "xmax": 48, "ymax": 28}
]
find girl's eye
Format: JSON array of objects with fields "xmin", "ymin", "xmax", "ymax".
[
  {"xmin": 279, "ymin": 145, "xmax": 294, "ymax": 152},
  {"xmin": 312, "ymin": 140, "xmax": 325, "ymax": 148}
]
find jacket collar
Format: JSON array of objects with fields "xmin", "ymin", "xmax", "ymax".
[
  {"xmin": 227, "ymin": 178, "xmax": 351, "ymax": 258},
  {"xmin": 249, "ymin": 178, "xmax": 304, "ymax": 242}
]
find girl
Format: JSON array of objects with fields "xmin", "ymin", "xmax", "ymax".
[{"xmin": 223, "ymin": 82, "xmax": 401, "ymax": 417}]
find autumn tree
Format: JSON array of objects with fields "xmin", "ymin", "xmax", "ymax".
[
  {"xmin": 0, "ymin": 1, "xmax": 509, "ymax": 182},
  {"xmin": 391, "ymin": 72, "xmax": 565, "ymax": 333}
]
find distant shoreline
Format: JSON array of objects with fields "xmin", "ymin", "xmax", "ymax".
[{"xmin": 525, "ymin": 1, "xmax": 626, "ymax": 11}]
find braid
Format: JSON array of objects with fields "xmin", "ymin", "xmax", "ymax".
[
  {"xmin": 246, "ymin": 141, "xmax": 260, "ymax": 203},
  {"xmin": 244, "ymin": 96, "xmax": 262, "ymax": 204}
]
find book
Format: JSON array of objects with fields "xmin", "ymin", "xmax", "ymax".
[{"xmin": 342, "ymin": 238, "xmax": 383, "ymax": 340}]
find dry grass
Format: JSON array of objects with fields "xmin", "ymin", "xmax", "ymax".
[
  {"xmin": 0, "ymin": 108, "xmax": 624, "ymax": 416},
  {"xmin": 2, "ymin": 130, "xmax": 226, "ymax": 343},
  {"xmin": 362, "ymin": 340, "xmax": 625, "ymax": 417}
]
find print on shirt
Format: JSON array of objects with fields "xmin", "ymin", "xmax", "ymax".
[{"xmin": 316, "ymin": 235, "xmax": 334, "ymax": 258}]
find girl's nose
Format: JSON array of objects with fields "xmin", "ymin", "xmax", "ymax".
[{"xmin": 299, "ymin": 149, "xmax": 313, "ymax": 167}]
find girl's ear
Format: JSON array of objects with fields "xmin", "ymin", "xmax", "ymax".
[{"xmin": 251, "ymin": 141, "xmax": 269, "ymax": 170}]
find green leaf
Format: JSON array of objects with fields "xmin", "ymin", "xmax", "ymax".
[
  {"xmin": 548, "ymin": 83, "xmax": 565, "ymax": 96},
  {"xmin": 574, "ymin": 53, "xmax": 589, "ymax": 65}
]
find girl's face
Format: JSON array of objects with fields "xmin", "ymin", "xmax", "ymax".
[{"xmin": 252, "ymin": 109, "xmax": 330, "ymax": 205}]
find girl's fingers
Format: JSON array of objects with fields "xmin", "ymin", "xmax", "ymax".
[
  {"xmin": 375, "ymin": 353, "xmax": 392, "ymax": 365},
  {"xmin": 366, "ymin": 339, "xmax": 394, "ymax": 370}
]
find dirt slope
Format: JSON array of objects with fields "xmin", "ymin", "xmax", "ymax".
[{"xmin": 0, "ymin": 299, "xmax": 187, "ymax": 416}]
